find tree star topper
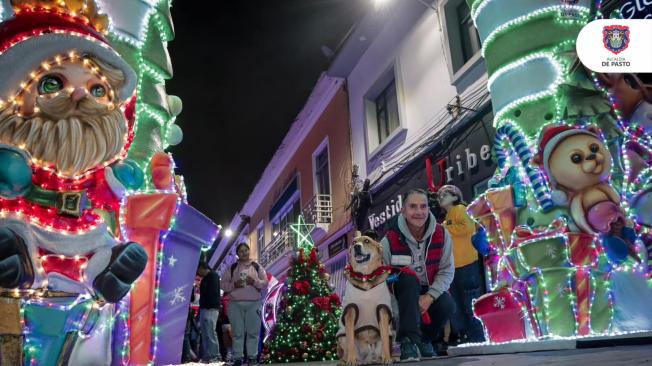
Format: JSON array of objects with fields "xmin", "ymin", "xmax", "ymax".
[{"xmin": 291, "ymin": 215, "xmax": 315, "ymax": 251}]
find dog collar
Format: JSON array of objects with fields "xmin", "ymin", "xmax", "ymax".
[{"xmin": 345, "ymin": 265, "xmax": 392, "ymax": 282}]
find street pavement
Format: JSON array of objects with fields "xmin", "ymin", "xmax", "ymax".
[{"xmin": 172, "ymin": 344, "xmax": 652, "ymax": 366}]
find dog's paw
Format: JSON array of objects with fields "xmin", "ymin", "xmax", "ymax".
[
  {"xmin": 381, "ymin": 356, "xmax": 393, "ymax": 364},
  {"xmin": 345, "ymin": 356, "xmax": 358, "ymax": 366}
]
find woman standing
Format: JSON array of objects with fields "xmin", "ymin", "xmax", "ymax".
[
  {"xmin": 222, "ymin": 243, "xmax": 268, "ymax": 366},
  {"xmin": 437, "ymin": 185, "xmax": 485, "ymax": 344}
]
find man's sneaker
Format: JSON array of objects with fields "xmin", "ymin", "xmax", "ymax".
[
  {"xmin": 417, "ymin": 341, "xmax": 435, "ymax": 358},
  {"xmin": 399, "ymin": 338, "xmax": 420, "ymax": 362},
  {"xmin": 233, "ymin": 358, "xmax": 243, "ymax": 366},
  {"xmin": 247, "ymin": 356, "xmax": 259, "ymax": 366}
]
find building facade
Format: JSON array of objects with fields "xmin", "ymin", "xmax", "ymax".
[
  {"xmin": 210, "ymin": 73, "xmax": 355, "ymax": 305},
  {"xmin": 327, "ymin": 0, "xmax": 494, "ymax": 234}
]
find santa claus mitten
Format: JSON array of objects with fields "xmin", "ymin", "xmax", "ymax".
[
  {"xmin": 93, "ymin": 242, "xmax": 148, "ymax": 303},
  {"xmin": 0, "ymin": 227, "xmax": 33, "ymax": 288},
  {"xmin": 0, "ymin": 148, "xmax": 31, "ymax": 199}
]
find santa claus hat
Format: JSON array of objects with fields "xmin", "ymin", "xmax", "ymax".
[
  {"xmin": 535, "ymin": 124, "xmax": 600, "ymax": 187},
  {"xmin": 0, "ymin": 4, "xmax": 136, "ymax": 104}
]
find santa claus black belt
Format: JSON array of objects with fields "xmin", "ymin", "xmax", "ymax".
[{"xmin": 24, "ymin": 185, "xmax": 91, "ymax": 217}]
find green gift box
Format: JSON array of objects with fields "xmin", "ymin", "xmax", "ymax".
[
  {"xmin": 590, "ymin": 271, "xmax": 613, "ymax": 334},
  {"xmin": 529, "ymin": 268, "xmax": 577, "ymax": 337},
  {"xmin": 518, "ymin": 236, "xmax": 569, "ymax": 271}
]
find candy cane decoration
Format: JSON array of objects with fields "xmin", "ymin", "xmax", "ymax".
[
  {"xmin": 575, "ymin": 267, "xmax": 591, "ymax": 336},
  {"xmin": 494, "ymin": 121, "xmax": 554, "ymax": 211}
]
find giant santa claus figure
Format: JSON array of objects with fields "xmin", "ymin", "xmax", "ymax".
[{"xmin": 0, "ymin": 1, "xmax": 148, "ymax": 364}]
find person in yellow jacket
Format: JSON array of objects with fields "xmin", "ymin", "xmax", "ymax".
[{"xmin": 437, "ymin": 185, "xmax": 485, "ymax": 344}]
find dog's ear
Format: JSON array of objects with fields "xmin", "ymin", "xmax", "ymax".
[
  {"xmin": 370, "ymin": 239, "xmax": 383, "ymax": 258},
  {"xmin": 362, "ymin": 229, "xmax": 379, "ymax": 241}
]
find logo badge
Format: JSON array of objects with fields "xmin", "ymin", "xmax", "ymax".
[{"xmin": 603, "ymin": 25, "xmax": 630, "ymax": 55}]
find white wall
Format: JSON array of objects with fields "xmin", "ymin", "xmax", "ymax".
[{"xmin": 346, "ymin": 2, "xmax": 458, "ymax": 182}]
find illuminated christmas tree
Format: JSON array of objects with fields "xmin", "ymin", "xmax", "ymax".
[{"xmin": 263, "ymin": 216, "xmax": 341, "ymax": 363}]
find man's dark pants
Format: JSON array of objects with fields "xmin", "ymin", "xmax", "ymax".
[{"xmin": 393, "ymin": 273, "xmax": 455, "ymax": 344}]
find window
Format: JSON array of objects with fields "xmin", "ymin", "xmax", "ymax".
[
  {"xmin": 269, "ymin": 177, "xmax": 299, "ymax": 237},
  {"xmin": 272, "ymin": 199, "xmax": 301, "ymax": 236},
  {"xmin": 374, "ymin": 79, "xmax": 400, "ymax": 145},
  {"xmin": 441, "ymin": 0, "xmax": 482, "ymax": 82},
  {"xmin": 256, "ymin": 223, "xmax": 265, "ymax": 250},
  {"xmin": 457, "ymin": 2, "xmax": 481, "ymax": 65},
  {"xmin": 364, "ymin": 67, "xmax": 403, "ymax": 154},
  {"xmin": 315, "ymin": 145, "xmax": 331, "ymax": 195}
]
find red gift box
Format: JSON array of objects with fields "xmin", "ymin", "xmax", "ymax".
[{"xmin": 473, "ymin": 288, "xmax": 530, "ymax": 343}]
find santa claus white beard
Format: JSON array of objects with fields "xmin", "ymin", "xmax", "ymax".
[{"xmin": 0, "ymin": 93, "xmax": 127, "ymax": 178}]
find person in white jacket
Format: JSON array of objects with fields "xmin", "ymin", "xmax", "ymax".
[{"xmin": 380, "ymin": 189, "xmax": 455, "ymax": 360}]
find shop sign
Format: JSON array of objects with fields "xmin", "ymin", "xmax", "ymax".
[
  {"xmin": 432, "ymin": 144, "xmax": 492, "ymax": 187},
  {"xmin": 368, "ymin": 194, "xmax": 403, "ymax": 230},
  {"xmin": 363, "ymin": 113, "xmax": 496, "ymax": 233},
  {"xmin": 620, "ymin": 0, "xmax": 652, "ymax": 19}
]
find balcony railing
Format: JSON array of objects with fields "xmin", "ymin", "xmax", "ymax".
[
  {"xmin": 302, "ymin": 194, "xmax": 332, "ymax": 225},
  {"xmin": 260, "ymin": 229, "xmax": 295, "ymax": 267}
]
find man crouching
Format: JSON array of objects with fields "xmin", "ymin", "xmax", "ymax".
[{"xmin": 381, "ymin": 189, "xmax": 456, "ymax": 361}]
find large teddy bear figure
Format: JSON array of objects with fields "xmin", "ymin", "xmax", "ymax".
[
  {"xmin": 533, "ymin": 124, "xmax": 638, "ymax": 264},
  {"xmin": 0, "ymin": 3, "xmax": 147, "ymax": 309}
]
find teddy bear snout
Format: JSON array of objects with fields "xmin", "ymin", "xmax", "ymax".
[{"xmin": 582, "ymin": 159, "xmax": 600, "ymax": 174}]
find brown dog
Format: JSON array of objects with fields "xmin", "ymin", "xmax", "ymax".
[{"xmin": 337, "ymin": 234, "xmax": 393, "ymax": 366}]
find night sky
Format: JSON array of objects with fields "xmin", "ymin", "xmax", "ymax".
[{"xmin": 167, "ymin": 0, "xmax": 367, "ymax": 227}]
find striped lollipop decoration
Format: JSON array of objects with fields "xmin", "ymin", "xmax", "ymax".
[{"xmin": 494, "ymin": 122, "xmax": 554, "ymax": 211}]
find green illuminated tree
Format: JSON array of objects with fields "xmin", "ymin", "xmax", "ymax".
[{"xmin": 263, "ymin": 218, "xmax": 341, "ymax": 363}]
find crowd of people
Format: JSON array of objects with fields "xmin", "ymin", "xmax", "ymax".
[{"xmin": 184, "ymin": 185, "xmax": 485, "ymax": 363}]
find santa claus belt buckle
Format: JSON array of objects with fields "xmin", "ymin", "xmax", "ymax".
[{"xmin": 57, "ymin": 191, "xmax": 87, "ymax": 217}]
